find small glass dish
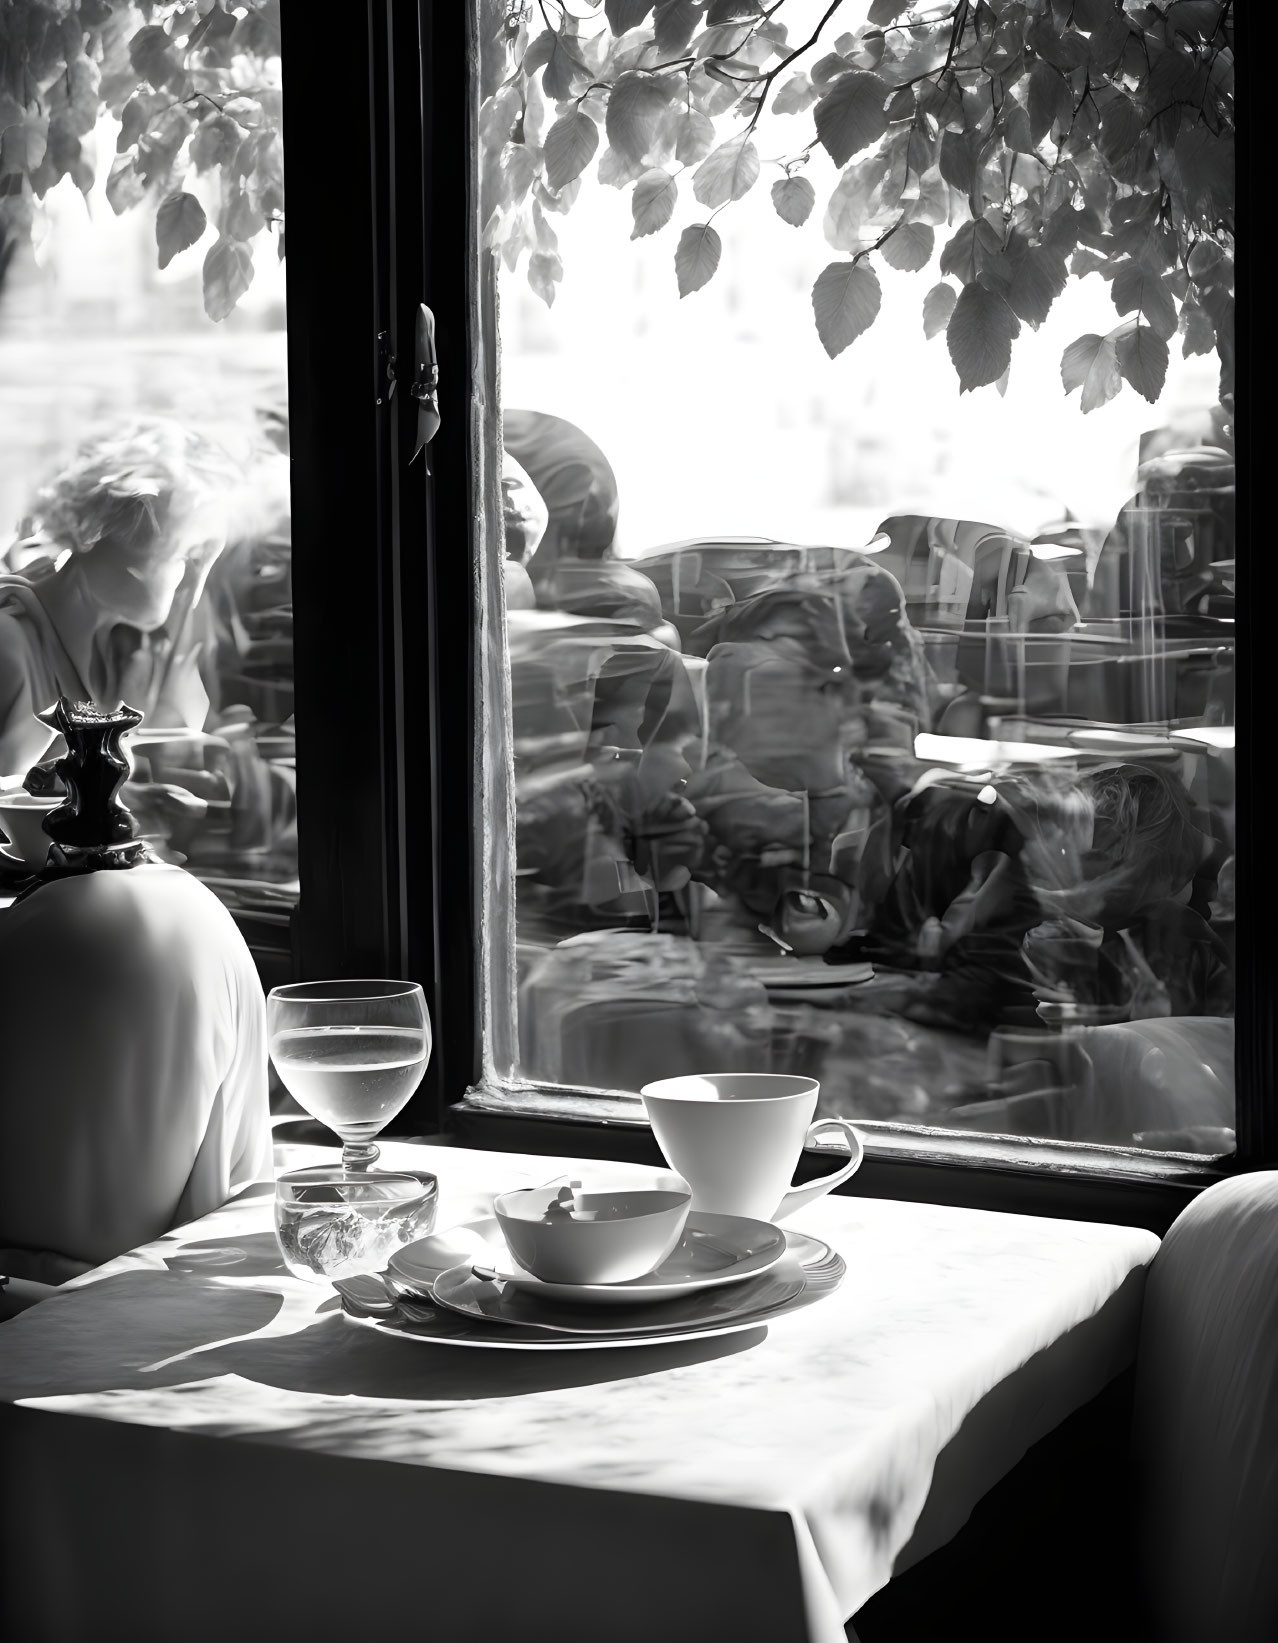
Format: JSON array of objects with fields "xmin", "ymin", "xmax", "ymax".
[{"xmin": 274, "ymin": 1167, "xmax": 438, "ymax": 1283}]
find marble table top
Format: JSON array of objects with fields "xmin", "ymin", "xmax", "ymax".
[{"xmin": 0, "ymin": 1140, "xmax": 1160, "ymax": 1643}]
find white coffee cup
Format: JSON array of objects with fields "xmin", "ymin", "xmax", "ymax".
[
  {"xmin": 640, "ymin": 1073, "xmax": 863, "ymax": 1223},
  {"xmin": 0, "ymin": 792, "xmax": 60, "ymax": 871}
]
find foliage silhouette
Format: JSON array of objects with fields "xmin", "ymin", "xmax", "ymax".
[{"xmin": 480, "ymin": 0, "xmax": 1234, "ymax": 408}]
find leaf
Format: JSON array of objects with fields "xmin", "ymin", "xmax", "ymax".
[
  {"xmin": 1111, "ymin": 265, "xmax": 1178, "ymax": 341},
  {"xmin": 187, "ymin": 2, "xmax": 238, "ymax": 50},
  {"xmin": 939, "ymin": 222, "xmax": 977, "ymax": 281},
  {"xmin": 880, "ymin": 88, "xmax": 913, "ymax": 123},
  {"xmin": 922, "ymin": 281, "xmax": 957, "ymax": 340},
  {"xmin": 946, "ymin": 282, "xmax": 1019, "ymax": 393},
  {"xmin": 1040, "ymin": 203, "xmax": 1081, "ymax": 258},
  {"xmin": 811, "ymin": 261, "xmax": 882, "ymax": 359},
  {"xmin": 529, "ymin": 250, "xmax": 564, "ymax": 307},
  {"xmin": 64, "ymin": 55, "xmax": 102, "ymax": 138},
  {"xmin": 908, "ymin": 169, "xmax": 951, "ymax": 228},
  {"xmin": 811, "ymin": 53, "xmax": 851, "ymax": 89},
  {"xmin": 868, "ymin": 0, "xmax": 910, "ymax": 21},
  {"xmin": 1099, "ymin": 96, "xmax": 1140, "ymax": 164},
  {"xmin": 631, "ymin": 167, "xmax": 678, "ymax": 237},
  {"xmin": 706, "ymin": 0, "xmax": 760, "ymax": 22},
  {"xmin": 605, "ymin": 0, "xmax": 655, "ymax": 31},
  {"xmin": 1029, "ymin": 15, "xmax": 1090, "ymax": 73},
  {"xmin": 202, "ymin": 236, "xmax": 254, "ymax": 322},
  {"xmin": 531, "ymin": 199, "xmax": 559, "ymax": 256},
  {"xmin": 1086, "ymin": 3, "xmax": 1129, "ymax": 74},
  {"xmin": 1027, "ymin": 60, "xmax": 1069, "ymax": 144},
  {"xmin": 940, "ymin": 129, "xmax": 981, "ymax": 196},
  {"xmin": 676, "ymin": 222, "xmax": 722, "ymax": 296},
  {"xmin": 654, "ymin": 0, "xmax": 702, "ymax": 55},
  {"xmin": 1, "ymin": 114, "xmax": 48, "ymax": 173},
  {"xmin": 1001, "ymin": 97, "xmax": 1036, "ymax": 156},
  {"xmin": 105, "ymin": 155, "xmax": 146, "ymax": 215},
  {"xmin": 771, "ymin": 175, "xmax": 815, "ymax": 227},
  {"xmin": 773, "ymin": 72, "xmax": 816, "ymax": 115},
  {"xmin": 1005, "ymin": 248, "xmax": 1068, "ymax": 328},
  {"xmin": 1180, "ymin": 299, "xmax": 1215, "ymax": 358},
  {"xmin": 480, "ymin": 84, "xmax": 521, "ymax": 148},
  {"xmin": 675, "ymin": 109, "xmax": 716, "ymax": 165},
  {"xmin": 1188, "ymin": 238, "xmax": 1228, "ymax": 285},
  {"xmin": 117, "ymin": 91, "xmax": 160, "ymax": 152},
  {"xmin": 1116, "ymin": 326, "xmax": 1169, "ymax": 404},
  {"xmin": 813, "ymin": 72, "xmax": 889, "ymax": 167},
  {"xmin": 543, "ymin": 34, "xmax": 588, "ymax": 102},
  {"xmin": 606, "ymin": 73, "xmax": 674, "ymax": 166},
  {"xmin": 881, "ymin": 222, "xmax": 935, "ymax": 273},
  {"xmin": 852, "ymin": 28, "xmax": 886, "ymax": 70},
  {"xmin": 1061, "ymin": 333, "xmax": 1123, "ymax": 413},
  {"xmin": 156, "ymin": 190, "xmax": 207, "ymax": 269},
  {"xmin": 598, "ymin": 144, "xmax": 646, "ymax": 188},
  {"xmin": 1174, "ymin": 123, "xmax": 1233, "ymax": 221},
  {"xmin": 221, "ymin": 187, "xmax": 265, "ymax": 242},
  {"xmin": 129, "ymin": 24, "xmax": 180, "ymax": 92},
  {"xmin": 823, "ymin": 149, "xmax": 894, "ymax": 250},
  {"xmin": 543, "ymin": 111, "xmax": 599, "ymax": 191},
  {"xmin": 692, "ymin": 133, "xmax": 760, "ymax": 208}
]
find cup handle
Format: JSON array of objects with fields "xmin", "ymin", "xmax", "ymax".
[{"xmin": 775, "ymin": 1118, "xmax": 864, "ymax": 1221}]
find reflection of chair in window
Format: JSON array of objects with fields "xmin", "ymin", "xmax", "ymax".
[
  {"xmin": 508, "ymin": 611, "xmax": 705, "ymax": 936},
  {"xmin": 1079, "ymin": 447, "xmax": 1235, "ymax": 725},
  {"xmin": 865, "ymin": 516, "xmax": 1081, "ymax": 734}
]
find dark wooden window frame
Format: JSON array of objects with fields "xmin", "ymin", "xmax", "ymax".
[{"xmin": 280, "ymin": 0, "xmax": 1258, "ymax": 1238}]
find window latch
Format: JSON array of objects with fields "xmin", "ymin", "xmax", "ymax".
[{"xmin": 410, "ymin": 303, "xmax": 440, "ymax": 470}]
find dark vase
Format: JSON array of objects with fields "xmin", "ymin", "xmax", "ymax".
[{"xmin": 18, "ymin": 697, "xmax": 154, "ymax": 887}]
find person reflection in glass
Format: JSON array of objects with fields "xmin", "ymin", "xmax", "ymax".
[
  {"xmin": 0, "ymin": 418, "xmax": 297, "ymax": 879},
  {"xmin": 0, "ymin": 419, "xmax": 235, "ymax": 778},
  {"xmin": 504, "ymin": 407, "xmax": 679, "ymax": 647}
]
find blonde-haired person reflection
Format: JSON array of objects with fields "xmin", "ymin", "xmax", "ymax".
[{"xmin": 0, "ymin": 419, "xmax": 236, "ymax": 777}]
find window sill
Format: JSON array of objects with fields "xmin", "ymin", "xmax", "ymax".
[{"xmin": 448, "ymin": 1085, "xmax": 1231, "ymax": 1236}]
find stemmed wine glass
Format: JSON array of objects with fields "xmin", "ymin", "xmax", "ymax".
[
  {"xmin": 267, "ymin": 979, "xmax": 431, "ymax": 1173},
  {"xmin": 266, "ymin": 980, "xmax": 436, "ymax": 1282}
]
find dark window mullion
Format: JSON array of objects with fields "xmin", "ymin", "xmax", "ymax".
[{"xmin": 281, "ymin": 0, "xmax": 399, "ymax": 981}]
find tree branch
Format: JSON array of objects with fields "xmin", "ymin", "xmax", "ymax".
[{"xmin": 741, "ymin": 0, "xmax": 849, "ymax": 137}]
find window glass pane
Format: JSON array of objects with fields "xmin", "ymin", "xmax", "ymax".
[
  {"xmin": 477, "ymin": 1, "xmax": 1236, "ymax": 1157},
  {"xmin": 0, "ymin": 3, "xmax": 295, "ymax": 921}
]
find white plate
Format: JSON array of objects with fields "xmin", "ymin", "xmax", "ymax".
[
  {"xmin": 390, "ymin": 1212, "xmax": 786, "ymax": 1307},
  {"xmin": 431, "ymin": 1255, "xmax": 805, "ymax": 1337},
  {"xmin": 347, "ymin": 1231, "xmax": 844, "ymax": 1351}
]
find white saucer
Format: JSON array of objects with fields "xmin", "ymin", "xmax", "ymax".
[
  {"xmin": 347, "ymin": 1231, "xmax": 845, "ymax": 1351},
  {"xmin": 430, "ymin": 1252, "xmax": 805, "ymax": 1336},
  {"xmin": 389, "ymin": 1212, "xmax": 787, "ymax": 1306}
]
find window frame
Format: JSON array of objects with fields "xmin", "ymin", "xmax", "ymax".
[{"xmin": 280, "ymin": 0, "xmax": 1257, "ymax": 1237}]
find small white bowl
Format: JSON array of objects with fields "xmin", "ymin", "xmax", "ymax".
[{"xmin": 493, "ymin": 1170, "xmax": 693, "ymax": 1286}]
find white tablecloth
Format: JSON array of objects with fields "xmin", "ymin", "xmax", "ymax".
[{"xmin": 0, "ymin": 1141, "xmax": 1159, "ymax": 1643}]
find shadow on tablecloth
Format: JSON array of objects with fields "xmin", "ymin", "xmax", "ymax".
[{"xmin": 0, "ymin": 1241, "xmax": 767, "ymax": 1406}]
